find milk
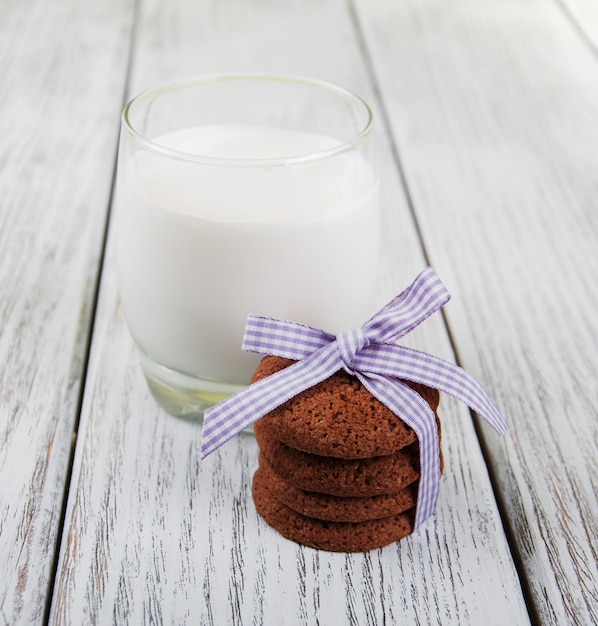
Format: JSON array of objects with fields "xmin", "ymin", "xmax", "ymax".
[{"xmin": 116, "ymin": 124, "xmax": 380, "ymax": 385}]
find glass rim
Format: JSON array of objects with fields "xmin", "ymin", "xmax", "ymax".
[{"xmin": 121, "ymin": 73, "xmax": 374, "ymax": 167}]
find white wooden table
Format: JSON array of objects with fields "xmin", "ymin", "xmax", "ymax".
[{"xmin": 1, "ymin": 1, "xmax": 597, "ymax": 624}]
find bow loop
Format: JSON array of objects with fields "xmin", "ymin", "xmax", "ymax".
[
  {"xmin": 363, "ymin": 266, "xmax": 450, "ymax": 343},
  {"xmin": 336, "ymin": 328, "xmax": 370, "ymax": 372}
]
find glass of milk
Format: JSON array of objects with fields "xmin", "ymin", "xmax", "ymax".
[{"xmin": 115, "ymin": 74, "xmax": 380, "ymax": 420}]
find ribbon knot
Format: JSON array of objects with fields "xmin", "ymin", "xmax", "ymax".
[
  {"xmin": 336, "ymin": 328, "xmax": 370, "ymax": 372},
  {"xmin": 200, "ymin": 267, "xmax": 508, "ymax": 530}
]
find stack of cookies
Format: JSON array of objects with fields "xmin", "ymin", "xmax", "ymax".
[{"xmin": 251, "ymin": 356, "xmax": 442, "ymax": 553}]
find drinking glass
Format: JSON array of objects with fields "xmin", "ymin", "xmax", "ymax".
[{"xmin": 115, "ymin": 74, "xmax": 380, "ymax": 419}]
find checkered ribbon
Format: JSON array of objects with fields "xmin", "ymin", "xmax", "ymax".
[{"xmin": 200, "ymin": 267, "xmax": 508, "ymax": 528}]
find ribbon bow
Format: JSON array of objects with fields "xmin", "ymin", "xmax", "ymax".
[{"xmin": 201, "ymin": 267, "xmax": 508, "ymax": 528}]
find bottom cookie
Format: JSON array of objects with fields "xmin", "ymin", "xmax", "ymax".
[{"xmin": 252, "ymin": 466, "xmax": 415, "ymax": 552}]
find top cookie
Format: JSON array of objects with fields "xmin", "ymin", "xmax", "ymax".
[{"xmin": 250, "ymin": 356, "xmax": 440, "ymax": 459}]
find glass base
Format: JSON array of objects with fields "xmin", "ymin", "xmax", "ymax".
[{"xmin": 138, "ymin": 351, "xmax": 250, "ymax": 428}]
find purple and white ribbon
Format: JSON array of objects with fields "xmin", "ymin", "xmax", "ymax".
[{"xmin": 200, "ymin": 267, "xmax": 508, "ymax": 528}]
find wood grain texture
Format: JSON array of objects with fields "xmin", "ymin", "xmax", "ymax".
[
  {"xmin": 49, "ymin": 1, "xmax": 529, "ymax": 624},
  {"xmin": 0, "ymin": 1, "xmax": 135, "ymax": 623},
  {"xmin": 353, "ymin": 0, "xmax": 598, "ymax": 623}
]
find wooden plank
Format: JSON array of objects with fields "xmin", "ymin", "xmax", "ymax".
[
  {"xmin": 0, "ymin": 1, "xmax": 135, "ymax": 623},
  {"xmin": 353, "ymin": 0, "xmax": 598, "ymax": 623},
  {"xmin": 50, "ymin": 0, "xmax": 530, "ymax": 623}
]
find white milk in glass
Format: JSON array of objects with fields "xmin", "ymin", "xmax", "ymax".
[{"xmin": 117, "ymin": 124, "xmax": 380, "ymax": 388}]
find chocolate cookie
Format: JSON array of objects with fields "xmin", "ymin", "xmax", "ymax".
[
  {"xmin": 256, "ymin": 460, "xmax": 417, "ymax": 523},
  {"xmin": 250, "ymin": 356, "xmax": 439, "ymax": 459},
  {"xmin": 255, "ymin": 420, "xmax": 420, "ymax": 497},
  {"xmin": 252, "ymin": 468, "xmax": 415, "ymax": 552}
]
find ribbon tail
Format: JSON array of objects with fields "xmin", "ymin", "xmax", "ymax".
[
  {"xmin": 358, "ymin": 372, "xmax": 441, "ymax": 529},
  {"xmin": 354, "ymin": 345, "xmax": 508, "ymax": 436},
  {"xmin": 200, "ymin": 343, "xmax": 340, "ymax": 458}
]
